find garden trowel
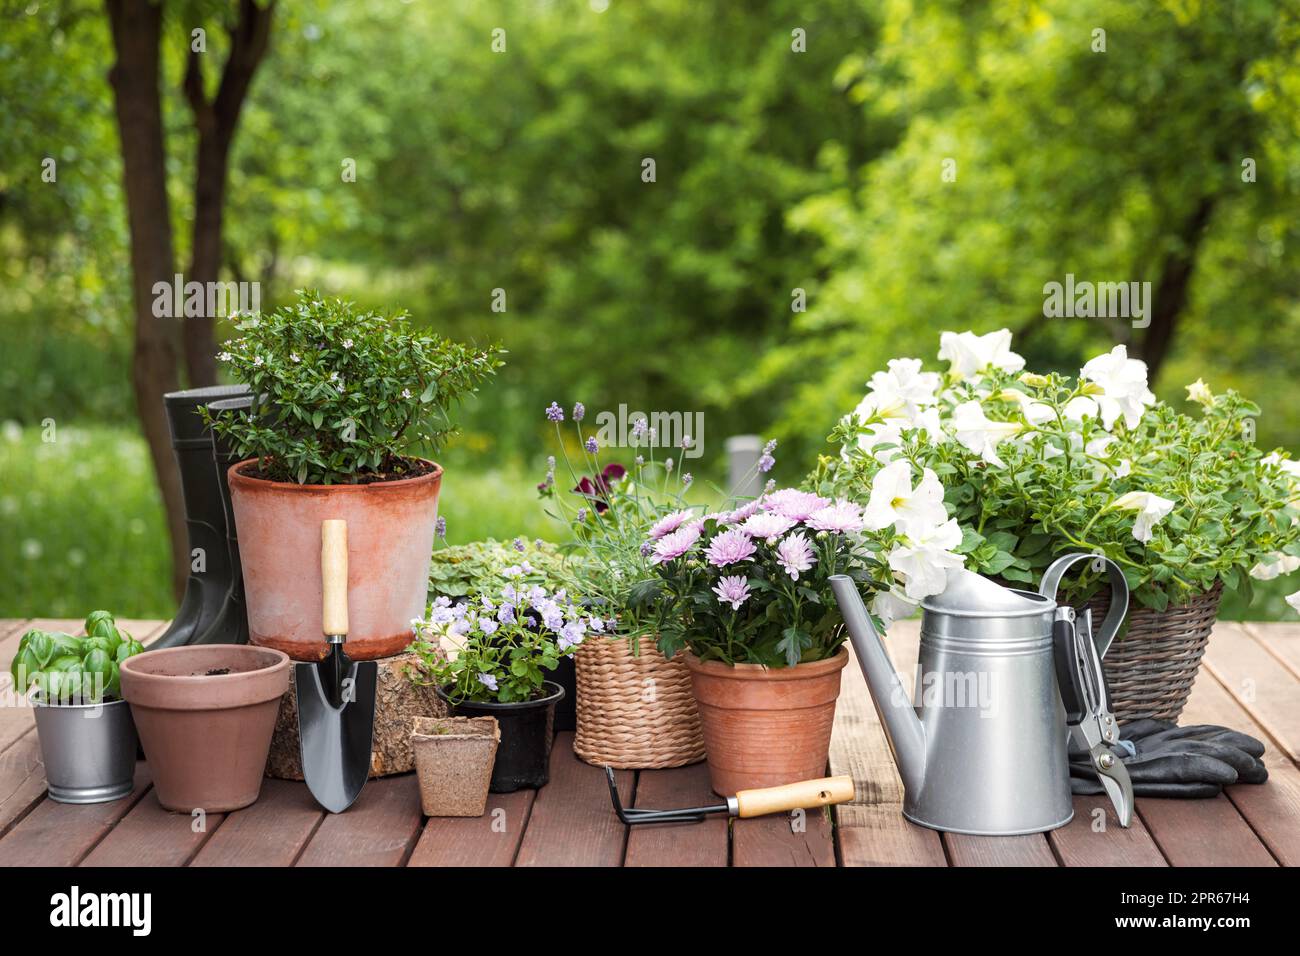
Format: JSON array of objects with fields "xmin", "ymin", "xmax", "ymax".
[{"xmin": 297, "ymin": 519, "xmax": 377, "ymax": 813}]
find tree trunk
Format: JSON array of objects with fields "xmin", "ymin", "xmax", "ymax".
[
  {"xmin": 182, "ymin": 0, "xmax": 274, "ymax": 387},
  {"xmin": 1138, "ymin": 194, "xmax": 1217, "ymax": 382},
  {"xmin": 105, "ymin": 0, "xmax": 187, "ymax": 600}
]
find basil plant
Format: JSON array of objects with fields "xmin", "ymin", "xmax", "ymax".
[{"xmin": 10, "ymin": 610, "xmax": 144, "ymax": 705}]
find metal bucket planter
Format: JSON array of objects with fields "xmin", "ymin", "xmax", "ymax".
[{"xmin": 32, "ymin": 695, "xmax": 138, "ymax": 804}]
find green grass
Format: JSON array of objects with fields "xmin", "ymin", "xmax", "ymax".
[{"xmin": 1, "ymin": 423, "xmax": 1296, "ymax": 622}]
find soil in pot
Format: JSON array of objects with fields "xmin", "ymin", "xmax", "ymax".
[
  {"xmin": 436, "ymin": 681, "xmax": 564, "ymax": 792},
  {"xmin": 687, "ymin": 648, "xmax": 849, "ymax": 796},
  {"xmin": 120, "ymin": 644, "xmax": 289, "ymax": 812},
  {"xmin": 32, "ymin": 695, "xmax": 138, "ymax": 804},
  {"xmin": 229, "ymin": 458, "xmax": 442, "ymax": 661},
  {"xmin": 411, "ymin": 716, "xmax": 500, "ymax": 816}
]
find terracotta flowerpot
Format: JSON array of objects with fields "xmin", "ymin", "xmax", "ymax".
[
  {"xmin": 411, "ymin": 716, "xmax": 500, "ymax": 816},
  {"xmin": 120, "ymin": 645, "xmax": 289, "ymax": 812},
  {"xmin": 229, "ymin": 458, "xmax": 442, "ymax": 661},
  {"xmin": 686, "ymin": 647, "xmax": 849, "ymax": 796}
]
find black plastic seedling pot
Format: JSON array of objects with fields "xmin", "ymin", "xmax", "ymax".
[{"xmin": 437, "ymin": 681, "xmax": 564, "ymax": 792}]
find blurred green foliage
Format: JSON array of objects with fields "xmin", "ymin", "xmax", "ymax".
[{"xmin": 2, "ymin": 0, "xmax": 1298, "ymax": 617}]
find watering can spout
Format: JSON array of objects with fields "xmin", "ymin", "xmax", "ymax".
[{"xmin": 829, "ymin": 575, "xmax": 926, "ymax": 796}]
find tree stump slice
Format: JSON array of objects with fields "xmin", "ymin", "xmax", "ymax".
[{"xmin": 266, "ymin": 653, "xmax": 445, "ymax": 780}]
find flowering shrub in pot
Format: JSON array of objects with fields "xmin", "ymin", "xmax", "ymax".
[
  {"xmin": 818, "ymin": 328, "xmax": 1300, "ymax": 719},
  {"xmin": 13, "ymin": 610, "xmax": 144, "ymax": 804},
  {"xmin": 640, "ymin": 485, "xmax": 959, "ymax": 794},
  {"xmin": 208, "ymin": 291, "xmax": 503, "ymax": 661},
  {"xmin": 406, "ymin": 582, "xmax": 599, "ymax": 791}
]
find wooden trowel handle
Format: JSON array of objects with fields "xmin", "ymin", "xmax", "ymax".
[
  {"xmin": 321, "ymin": 519, "xmax": 349, "ymax": 637},
  {"xmin": 734, "ymin": 776, "xmax": 855, "ymax": 818}
]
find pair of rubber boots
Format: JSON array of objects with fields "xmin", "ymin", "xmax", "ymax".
[{"xmin": 153, "ymin": 385, "xmax": 254, "ymax": 648}]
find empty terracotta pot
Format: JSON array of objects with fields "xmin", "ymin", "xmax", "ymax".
[
  {"xmin": 120, "ymin": 645, "xmax": 290, "ymax": 812},
  {"xmin": 229, "ymin": 459, "xmax": 442, "ymax": 661},
  {"xmin": 687, "ymin": 648, "xmax": 849, "ymax": 796}
]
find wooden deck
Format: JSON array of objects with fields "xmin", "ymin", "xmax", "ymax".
[{"xmin": 1, "ymin": 617, "xmax": 1298, "ymax": 867}]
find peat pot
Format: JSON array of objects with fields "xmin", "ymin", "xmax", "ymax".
[
  {"xmin": 229, "ymin": 458, "xmax": 443, "ymax": 661},
  {"xmin": 411, "ymin": 716, "xmax": 500, "ymax": 816},
  {"xmin": 686, "ymin": 648, "xmax": 849, "ymax": 796},
  {"xmin": 32, "ymin": 695, "xmax": 138, "ymax": 804},
  {"xmin": 437, "ymin": 681, "xmax": 564, "ymax": 793},
  {"xmin": 121, "ymin": 644, "xmax": 290, "ymax": 812}
]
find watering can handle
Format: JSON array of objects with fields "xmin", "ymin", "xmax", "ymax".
[{"xmin": 1039, "ymin": 553, "xmax": 1128, "ymax": 658}]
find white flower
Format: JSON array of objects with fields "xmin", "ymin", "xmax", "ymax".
[
  {"xmin": 290, "ymin": 352, "xmax": 301, "ymax": 363},
  {"xmin": 860, "ymin": 358, "xmax": 941, "ymax": 423},
  {"xmin": 1263, "ymin": 453, "xmax": 1300, "ymax": 482},
  {"xmin": 402, "ymin": 388, "xmax": 412, "ymax": 399},
  {"xmin": 938, "ymin": 329, "xmax": 1025, "ymax": 381},
  {"xmin": 862, "ymin": 460, "xmax": 950, "ymax": 534},
  {"xmin": 253, "ymin": 355, "xmax": 264, "ymax": 367},
  {"xmin": 342, "ymin": 338, "xmax": 354, "ymax": 349},
  {"xmin": 1110, "ymin": 491, "xmax": 1175, "ymax": 543},
  {"xmin": 1288, "ymin": 589, "xmax": 1300, "ymax": 616},
  {"xmin": 1080, "ymin": 345, "xmax": 1156, "ymax": 430},
  {"xmin": 1063, "ymin": 396, "xmax": 1099, "ymax": 422},
  {"xmin": 888, "ymin": 519, "xmax": 965, "ymax": 600},
  {"xmin": 949, "ymin": 401, "xmax": 1022, "ymax": 467},
  {"xmin": 1185, "ymin": 378, "xmax": 1215, "ymax": 407},
  {"xmin": 872, "ymin": 588, "xmax": 918, "ymax": 626},
  {"xmin": 1249, "ymin": 553, "xmax": 1300, "ymax": 581},
  {"xmin": 998, "ymin": 388, "xmax": 1054, "ymax": 425}
]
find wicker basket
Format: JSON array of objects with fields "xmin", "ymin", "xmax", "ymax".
[
  {"xmin": 573, "ymin": 636, "xmax": 705, "ymax": 769},
  {"xmin": 1087, "ymin": 581, "xmax": 1224, "ymax": 724}
]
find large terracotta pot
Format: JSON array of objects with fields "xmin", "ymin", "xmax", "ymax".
[
  {"xmin": 686, "ymin": 647, "xmax": 848, "ymax": 796},
  {"xmin": 121, "ymin": 645, "xmax": 289, "ymax": 812},
  {"xmin": 229, "ymin": 459, "xmax": 442, "ymax": 661}
]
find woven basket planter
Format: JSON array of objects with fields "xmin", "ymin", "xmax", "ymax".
[
  {"xmin": 1087, "ymin": 581, "xmax": 1224, "ymax": 724},
  {"xmin": 573, "ymin": 637, "xmax": 705, "ymax": 769}
]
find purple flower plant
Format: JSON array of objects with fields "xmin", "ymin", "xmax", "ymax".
[
  {"xmin": 806, "ymin": 500, "xmax": 866, "ymax": 534},
  {"xmin": 764, "ymin": 488, "xmax": 829, "ymax": 521},
  {"xmin": 435, "ymin": 516, "xmax": 447, "ymax": 538},
  {"xmin": 775, "ymin": 531, "xmax": 816, "ymax": 580},
  {"xmin": 573, "ymin": 463, "xmax": 626, "ymax": 513},
  {"xmin": 546, "ymin": 402, "xmax": 564, "ymax": 422},
  {"xmin": 649, "ymin": 509, "xmax": 694, "ymax": 540},
  {"xmin": 573, "ymin": 402, "xmax": 586, "ymax": 422},
  {"xmin": 705, "ymin": 528, "xmax": 756, "ymax": 567},
  {"xmin": 712, "ymin": 575, "xmax": 752, "ymax": 610},
  {"xmin": 740, "ymin": 511, "xmax": 795, "ymax": 540},
  {"xmin": 584, "ymin": 437, "xmax": 599, "ymax": 453},
  {"xmin": 651, "ymin": 523, "xmax": 702, "ymax": 563}
]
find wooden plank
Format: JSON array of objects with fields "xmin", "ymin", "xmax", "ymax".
[
  {"xmin": 0, "ymin": 762, "xmax": 150, "ymax": 866},
  {"xmin": 1137, "ymin": 794, "xmax": 1277, "ymax": 867},
  {"xmin": 81, "ymin": 795, "xmax": 225, "ymax": 867},
  {"xmin": 1048, "ymin": 795, "xmax": 1167, "ymax": 867},
  {"xmin": 295, "ymin": 774, "xmax": 423, "ymax": 867},
  {"xmin": 0, "ymin": 732, "xmax": 46, "ymax": 838},
  {"xmin": 732, "ymin": 805, "xmax": 837, "ymax": 867},
  {"xmin": 514, "ymin": 732, "xmax": 632, "ymax": 867},
  {"xmin": 943, "ymin": 831, "xmax": 1058, "ymax": 867},
  {"xmin": 1180, "ymin": 662, "xmax": 1300, "ymax": 866},
  {"xmin": 829, "ymin": 640, "xmax": 906, "ymax": 807},
  {"xmin": 1247, "ymin": 621, "xmax": 1300, "ymax": 682},
  {"xmin": 835, "ymin": 803, "xmax": 947, "ymax": 866},
  {"xmin": 623, "ymin": 763, "xmax": 728, "ymax": 868},
  {"xmin": 1202, "ymin": 622, "xmax": 1300, "ymax": 763},
  {"xmin": 407, "ymin": 790, "xmax": 536, "ymax": 867},
  {"xmin": 191, "ymin": 779, "xmax": 324, "ymax": 867}
]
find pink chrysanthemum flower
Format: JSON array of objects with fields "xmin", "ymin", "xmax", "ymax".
[
  {"xmin": 740, "ymin": 512, "xmax": 796, "ymax": 540},
  {"xmin": 806, "ymin": 499, "xmax": 866, "ymax": 534},
  {"xmin": 718, "ymin": 498, "xmax": 764, "ymax": 526},
  {"xmin": 648, "ymin": 509, "xmax": 695, "ymax": 540},
  {"xmin": 650, "ymin": 523, "xmax": 702, "ymax": 563},
  {"xmin": 775, "ymin": 531, "xmax": 816, "ymax": 580},
  {"xmin": 705, "ymin": 528, "xmax": 756, "ymax": 567},
  {"xmin": 712, "ymin": 575, "xmax": 752, "ymax": 611},
  {"xmin": 764, "ymin": 489, "xmax": 830, "ymax": 521}
]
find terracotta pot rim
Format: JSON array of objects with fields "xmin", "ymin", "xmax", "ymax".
[
  {"xmin": 684, "ymin": 646, "xmax": 849, "ymax": 679},
  {"xmin": 120, "ymin": 645, "xmax": 290, "ymax": 683},
  {"xmin": 435, "ymin": 680, "xmax": 565, "ymax": 710},
  {"xmin": 228, "ymin": 457, "xmax": 444, "ymax": 491}
]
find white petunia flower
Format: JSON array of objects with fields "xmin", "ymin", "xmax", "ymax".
[
  {"xmin": 938, "ymin": 328, "xmax": 1025, "ymax": 381},
  {"xmin": 998, "ymin": 388, "xmax": 1054, "ymax": 425},
  {"xmin": 1080, "ymin": 345, "xmax": 1156, "ymax": 430},
  {"xmin": 1110, "ymin": 491, "xmax": 1175, "ymax": 543},
  {"xmin": 1185, "ymin": 378, "xmax": 1215, "ymax": 408},
  {"xmin": 1249, "ymin": 552, "xmax": 1300, "ymax": 581},
  {"xmin": 860, "ymin": 358, "xmax": 941, "ymax": 423},
  {"xmin": 1287, "ymin": 589, "xmax": 1300, "ymax": 616},
  {"xmin": 872, "ymin": 588, "xmax": 918, "ymax": 626},
  {"xmin": 862, "ymin": 460, "xmax": 950, "ymax": 534},
  {"xmin": 949, "ymin": 401, "xmax": 1022, "ymax": 467},
  {"xmin": 888, "ymin": 519, "xmax": 965, "ymax": 600}
]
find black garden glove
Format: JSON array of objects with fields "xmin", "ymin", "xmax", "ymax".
[{"xmin": 1069, "ymin": 718, "xmax": 1268, "ymax": 798}]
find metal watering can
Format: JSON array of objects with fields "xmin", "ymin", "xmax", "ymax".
[{"xmin": 829, "ymin": 553, "xmax": 1135, "ymax": 836}]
